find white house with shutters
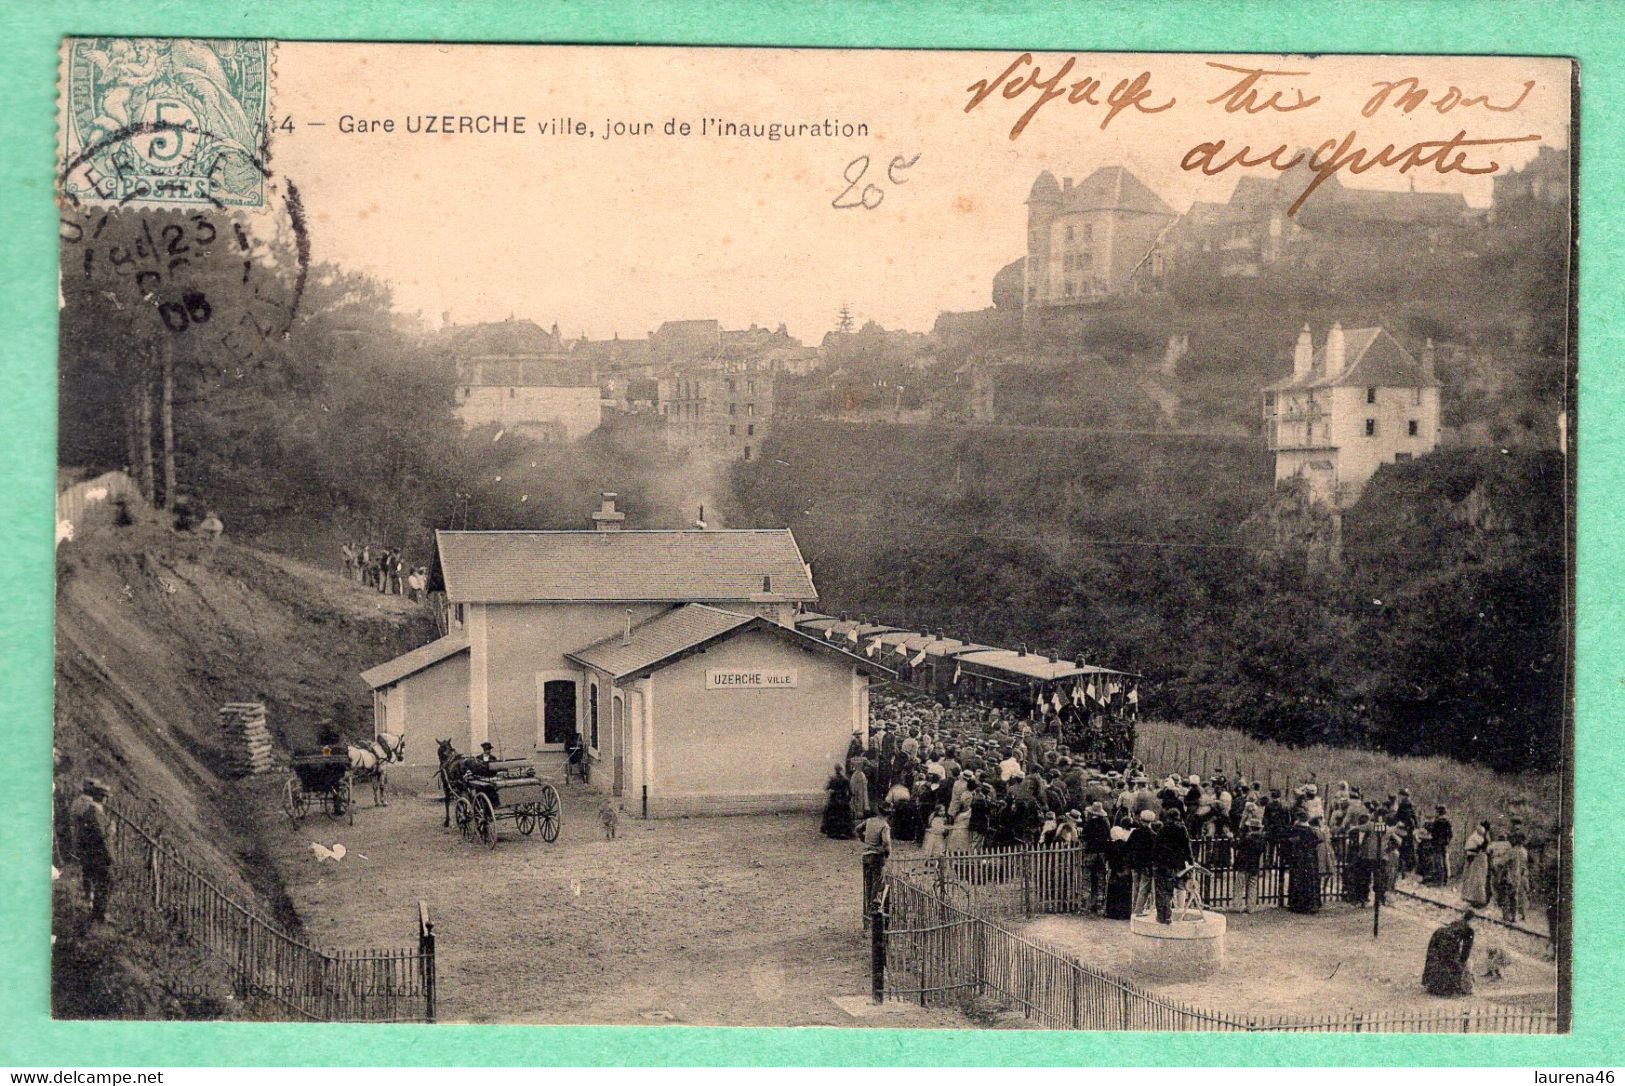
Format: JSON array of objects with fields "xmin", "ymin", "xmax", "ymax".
[{"xmin": 1262, "ymin": 323, "xmax": 1442, "ymax": 508}]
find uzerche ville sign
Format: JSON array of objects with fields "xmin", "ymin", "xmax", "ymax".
[{"xmin": 706, "ymin": 669, "xmax": 798, "ymax": 691}]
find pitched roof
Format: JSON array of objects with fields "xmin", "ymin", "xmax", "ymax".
[
  {"xmin": 565, "ymin": 604, "xmax": 893, "ymax": 681},
  {"xmin": 432, "ymin": 529, "xmax": 817, "ymax": 603},
  {"xmin": 439, "ymin": 319, "xmax": 562, "ymax": 357},
  {"xmin": 1061, "ymin": 166, "xmax": 1175, "ymax": 218},
  {"xmin": 955, "ymin": 648, "xmax": 1136, "ymax": 683},
  {"xmin": 566, "ymin": 604, "xmax": 754, "ymax": 678},
  {"xmin": 1265, "ymin": 327, "xmax": 1440, "ymax": 392},
  {"xmin": 360, "ymin": 631, "xmax": 469, "ymax": 690}
]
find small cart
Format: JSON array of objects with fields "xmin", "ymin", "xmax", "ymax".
[
  {"xmin": 452, "ymin": 760, "xmax": 562, "ymax": 848},
  {"xmin": 284, "ymin": 753, "xmax": 355, "ymax": 825}
]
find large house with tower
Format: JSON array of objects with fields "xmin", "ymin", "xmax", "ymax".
[
  {"xmin": 1262, "ymin": 323, "xmax": 1442, "ymax": 508},
  {"xmin": 361, "ymin": 493, "xmax": 891, "ymax": 817}
]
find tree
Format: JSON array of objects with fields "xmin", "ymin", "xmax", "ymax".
[{"xmin": 835, "ymin": 302, "xmax": 854, "ymax": 335}]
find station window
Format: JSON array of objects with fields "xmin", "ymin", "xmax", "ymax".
[
  {"xmin": 729, "ymin": 424, "xmax": 736, "ymax": 436},
  {"xmin": 747, "ymin": 424, "xmax": 755, "ymax": 436},
  {"xmin": 1408, "ymin": 419, "xmax": 1419, "ymax": 436},
  {"xmin": 728, "ymin": 402, "xmax": 737, "ymax": 416},
  {"xmin": 1366, "ymin": 387, "xmax": 1377, "ymax": 404},
  {"xmin": 1365, "ymin": 418, "xmax": 1377, "ymax": 437},
  {"xmin": 743, "ymin": 445, "xmax": 752, "ymax": 461},
  {"xmin": 747, "ymin": 403, "xmax": 755, "ymax": 417}
]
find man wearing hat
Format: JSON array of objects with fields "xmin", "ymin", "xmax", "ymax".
[
  {"xmin": 1082, "ymin": 802, "xmax": 1112, "ymax": 913},
  {"xmin": 476, "ymin": 741, "xmax": 498, "ymax": 768},
  {"xmin": 1127, "ymin": 809, "xmax": 1159, "ymax": 916},
  {"xmin": 69, "ymin": 778, "xmax": 114, "ymax": 923}
]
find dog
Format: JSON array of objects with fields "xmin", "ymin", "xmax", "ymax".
[{"xmin": 599, "ymin": 799, "xmax": 620, "ymax": 840}]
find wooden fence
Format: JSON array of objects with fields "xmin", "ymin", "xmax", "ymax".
[
  {"xmin": 889, "ymin": 838, "xmax": 1351, "ymax": 918},
  {"xmin": 104, "ymin": 800, "xmax": 436, "ymax": 1022},
  {"xmin": 878, "ymin": 873, "xmax": 1558, "ymax": 1034}
]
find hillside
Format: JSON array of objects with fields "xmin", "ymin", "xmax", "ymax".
[
  {"xmin": 728, "ymin": 423, "xmax": 1565, "ymax": 773},
  {"xmin": 53, "ymin": 522, "xmax": 435, "ymax": 1015}
]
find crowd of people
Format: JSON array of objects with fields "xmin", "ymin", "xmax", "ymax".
[
  {"xmin": 825, "ymin": 688, "xmax": 1546, "ymax": 929},
  {"xmin": 340, "ymin": 541, "xmax": 428, "ymax": 601}
]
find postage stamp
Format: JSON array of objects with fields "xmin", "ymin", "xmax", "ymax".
[{"xmin": 59, "ymin": 37, "xmax": 272, "ymax": 208}]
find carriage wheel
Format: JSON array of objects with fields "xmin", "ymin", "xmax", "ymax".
[
  {"xmin": 475, "ymin": 793, "xmax": 498, "ymax": 849},
  {"xmin": 454, "ymin": 797, "xmax": 475, "ymax": 842},
  {"xmin": 538, "ymin": 784, "xmax": 562, "ymax": 843},
  {"xmin": 516, "ymin": 805, "xmax": 537, "ymax": 836},
  {"xmin": 282, "ymin": 777, "xmax": 308, "ymax": 823}
]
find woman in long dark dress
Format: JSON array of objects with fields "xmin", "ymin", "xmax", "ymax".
[
  {"xmin": 1104, "ymin": 817, "xmax": 1135, "ymax": 920},
  {"xmin": 821, "ymin": 765, "xmax": 855, "ymax": 839},
  {"xmin": 1286, "ymin": 815, "xmax": 1323, "ymax": 913}
]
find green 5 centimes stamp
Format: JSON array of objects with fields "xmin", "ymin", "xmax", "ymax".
[{"xmin": 61, "ymin": 37, "xmax": 271, "ymax": 208}]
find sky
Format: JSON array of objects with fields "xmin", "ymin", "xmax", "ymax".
[{"xmin": 274, "ymin": 45, "xmax": 1571, "ymax": 342}]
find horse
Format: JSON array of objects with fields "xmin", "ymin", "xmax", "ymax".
[
  {"xmin": 348, "ymin": 731, "xmax": 406, "ymax": 807},
  {"xmin": 434, "ymin": 738, "xmax": 475, "ymax": 828}
]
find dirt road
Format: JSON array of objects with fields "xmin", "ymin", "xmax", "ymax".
[{"xmin": 271, "ymin": 775, "xmax": 962, "ymax": 1027}]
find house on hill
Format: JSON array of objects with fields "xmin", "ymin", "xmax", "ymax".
[
  {"xmin": 442, "ymin": 318, "xmax": 602, "ymax": 443},
  {"xmin": 1022, "ymin": 166, "xmax": 1176, "ymax": 313},
  {"xmin": 361, "ymin": 493, "xmax": 890, "ymax": 816},
  {"xmin": 1262, "ymin": 324, "xmax": 1442, "ymax": 508}
]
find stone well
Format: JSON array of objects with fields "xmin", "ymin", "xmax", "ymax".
[{"xmin": 1129, "ymin": 909, "xmax": 1228, "ymax": 980}]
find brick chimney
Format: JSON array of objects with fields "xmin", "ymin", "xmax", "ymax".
[
  {"xmin": 1323, "ymin": 322, "xmax": 1346, "ymax": 379},
  {"xmin": 591, "ymin": 491, "xmax": 626, "ymax": 531},
  {"xmin": 1294, "ymin": 324, "xmax": 1314, "ymax": 379}
]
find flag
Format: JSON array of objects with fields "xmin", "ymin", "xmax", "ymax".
[
  {"xmin": 894, "ymin": 642, "xmax": 908, "ymax": 658},
  {"xmin": 865, "ymin": 640, "xmax": 878, "ymax": 658},
  {"xmin": 823, "ymin": 627, "xmax": 832, "ymax": 640},
  {"xmin": 1087, "ymin": 679, "xmax": 1098, "ymax": 703},
  {"xmin": 909, "ymin": 649, "xmax": 927, "ymax": 667},
  {"xmin": 1071, "ymin": 682, "xmax": 1084, "ymax": 706},
  {"xmin": 1050, "ymin": 689, "xmax": 1062, "ymax": 713},
  {"xmin": 952, "ymin": 663, "xmax": 962, "ymax": 684},
  {"xmin": 846, "ymin": 627, "xmax": 859, "ymax": 644},
  {"xmin": 1127, "ymin": 685, "xmax": 1139, "ymax": 706}
]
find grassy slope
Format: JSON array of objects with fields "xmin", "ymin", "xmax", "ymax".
[{"xmin": 52, "ymin": 522, "xmax": 437, "ymax": 1016}]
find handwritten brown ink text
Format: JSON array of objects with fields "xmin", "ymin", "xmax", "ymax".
[{"xmin": 964, "ymin": 53, "xmax": 1175, "ymax": 140}]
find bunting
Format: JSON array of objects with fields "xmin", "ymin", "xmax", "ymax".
[
  {"xmin": 846, "ymin": 627, "xmax": 859, "ymax": 644},
  {"xmin": 865, "ymin": 640, "xmax": 878, "ymax": 658},
  {"xmin": 952, "ymin": 663, "xmax": 962, "ymax": 684},
  {"xmin": 910, "ymin": 649, "xmax": 928, "ymax": 667}
]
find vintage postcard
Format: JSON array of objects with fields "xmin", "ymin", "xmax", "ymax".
[{"xmin": 52, "ymin": 41, "xmax": 1572, "ymax": 1033}]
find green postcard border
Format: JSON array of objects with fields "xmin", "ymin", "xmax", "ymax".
[{"xmin": 2, "ymin": 0, "xmax": 1618, "ymax": 1067}]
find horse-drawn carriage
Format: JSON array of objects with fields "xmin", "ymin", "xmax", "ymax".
[
  {"xmin": 283, "ymin": 753, "xmax": 355, "ymax": 825},
  {"xmin": 281, "ymin": 733, "xmax": 405, "ymax": 826},
  {"xmin": 436, "ymin": 741, "xmax": 562, "ymax": 848}
]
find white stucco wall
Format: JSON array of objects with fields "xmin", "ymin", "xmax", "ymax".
[{"xmin": 643, "ymin": 628, "xmax": 866, "ymax": 816}]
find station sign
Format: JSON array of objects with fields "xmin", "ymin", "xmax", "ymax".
[{"xmin": 706, "ymin": 669, "xmax": 797, "ymax": 691}]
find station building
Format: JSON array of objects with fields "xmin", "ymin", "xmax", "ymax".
[{"xmin": 360, "ymin": 494, "xmax": 892, "ymax": 816}]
